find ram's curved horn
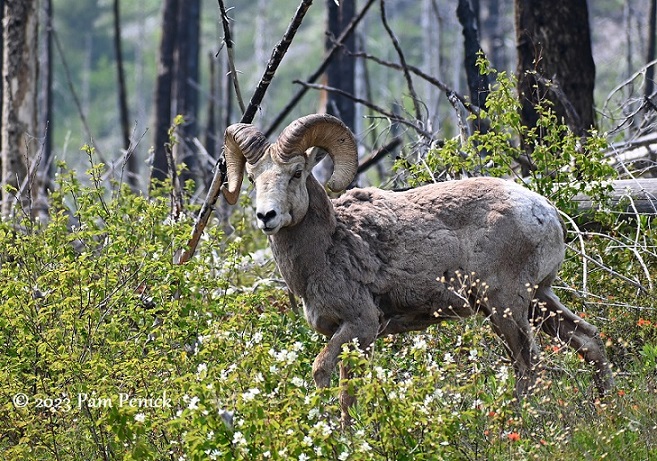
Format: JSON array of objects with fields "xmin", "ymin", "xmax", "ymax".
[
  {"xmin": 274, "ymin": 114, "xmax": 358, "ymax": 192},
  {"xmin": 222, "ymin": 124, "xmax": 271, "ymax": 205}
]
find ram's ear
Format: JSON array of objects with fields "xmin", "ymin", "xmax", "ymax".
[{"xmin": 305, "ymin": 147, "xmax": 329, "ymax": 169}]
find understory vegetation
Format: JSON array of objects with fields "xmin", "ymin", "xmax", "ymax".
[{"xmin": 1, "ymin": 76, "xmax": 656, "ymax": 460}]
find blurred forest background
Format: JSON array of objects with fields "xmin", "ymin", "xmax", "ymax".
[{"xmin": 2, "ymin": 0, "xmax": 657, "ymax": 205}]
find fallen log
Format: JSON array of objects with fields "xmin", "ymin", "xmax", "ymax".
[{"xmin": 573, "ymin": 178, "xmax": 657, "ymax": 216}]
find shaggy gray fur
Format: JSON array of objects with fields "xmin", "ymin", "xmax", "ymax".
[{"xmin": 270, "ymin": 175, "xmax": 613, "ymax": 401}]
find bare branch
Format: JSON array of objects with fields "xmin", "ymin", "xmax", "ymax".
[
  {"xmin": 217, "ymin": 0, "xmax": 246, "ymax": 114},
  {"xmin": 178, "ymin": 0, "xmax": 319, "ymax": 264},
  {"xmin": 379, "ymin": 0, "xmax": 423, "ymax": 122},
  {"xmin": 293, "ymin": 80, "xmax": 433, "ymax": 139},
  {"xmin": 349, "ymin": 50, "xmax": 479, "ymax": 116},
  {"xmin": 265, "ymin": 0, "xmax": 377, "ymax": 136},
  {"xmin": 565, "ymin": 242, "xmax": 649, "ymax": 294},
  {"xmin": 356, "ymin": 137, "xmax": 403, "ymax": 175},
  {"xmin": 51, "ymin": 27, "xmax": 103, "ymax": 162}
]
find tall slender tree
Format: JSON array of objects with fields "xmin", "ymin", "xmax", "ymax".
[
  {"xmin": 645, "ymin": 0, "xmax": 656, "ymax": 100},
  {"xmin": 324, "ymin": 0, "xmax": 357, "ymax": 130},
  {"xmin": 40, "ymin": 0, "xmax": 53, "ymax": 187},
  {"xmin": 2, "ymin": 0, "xmax": 39, "ymax": 217},
  {"xmin": 113, "ymin": 0, "xmax": 137, "ymax": 190},
  {"xmin": 150, "ymin": 0, "xmax": 178, "ymax": 185},
  {"xmin": 173, "ymin": 0, "xmax": 201, "ymax": 184}
]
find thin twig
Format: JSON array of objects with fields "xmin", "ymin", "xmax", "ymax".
[
  {"xmin": 356, "ymin": 137, "xmax": 403, "ymax": 175},
  {"xmin": 167, "ymin": 127, "xmax": 185, "ymax": 222},
  {"xmin": 51, "ymin": 27, "xmax": 103, "ymax": 161},
  {"xmin": 217, "ymin": 0, "xmax": 246, "ymax": 114},
  {"xmin": 293, "ymin": 80, "xmax": 433, "ymax": 139},
  {"xmin": 583, "ymin": 229, "xmax": 654, "ymax": 291},
  {"xmin": 565, "ymin": 242, "xmax": 648, "ymax": 294},
  {"xmin": 349, "ymin": 49, "xmax": 478, "ymax": 116},
  {"xmin": 379, "ymin": 0, "xmax": 423, "ymax": 122},
  {"xmin": 559, "ymin": 210, "xmax": 589, "ymax": 296}
]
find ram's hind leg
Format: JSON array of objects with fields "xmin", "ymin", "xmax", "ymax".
[
  {"xmin": 485, "ymin": 290, "xmax": 542, "ymax": 398},
  {"xmin": 532, "ymin": 286, "xmax": 614, "ymax": 395}
]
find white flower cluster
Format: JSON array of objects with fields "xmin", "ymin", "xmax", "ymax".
[
  {"xmin": 269, "ymin": 347, "xmax": 299, "ymax": 365},
  {"xmin": 241, "ymin": 387, "xmax": 261, "ymax": 402}
]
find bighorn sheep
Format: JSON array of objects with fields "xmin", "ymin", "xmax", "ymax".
[{"xmin": 222, "ymin": 113, "xmax": 614, "ymax": 422}]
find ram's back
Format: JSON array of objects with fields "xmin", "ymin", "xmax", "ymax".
[{"xmin": 331, "ymin": 177, "xmax": 565, "ymax": 326}]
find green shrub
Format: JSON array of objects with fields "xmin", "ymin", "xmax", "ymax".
[{"xmin": 1, "ymin": 83, "xmax": 655, "ymax": 459}]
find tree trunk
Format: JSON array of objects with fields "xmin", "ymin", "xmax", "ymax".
[
  {"xmin": 150, "ymin": 0, "xmax": 178, "ymax": 185},
  {"xmin": 317, "ymin": 0, "xmax": 358, "ymax": 184},
  {"xmin": 113, "ymin": 0, "xmax": 137, "ymax": 190},
  {"xmin": 1, "ymin": 0, "xmax": 5, "ymax": 165},
  {"xmin": 40, "ymin": 0, "xmax": 53, "ymax": 188},
  {"xmin": 645, "ymin": 0, "xmax": 656, "ymax": 100},
  {"xmin": 174, "ymin": 0, "xmax": 200, "ymax": 185},
  {"xmin": 2, "ymin": 0, "xmax": 39, "ymax": 217},
  {"xmin": 515, "ymin": 0, "xmax": 596, "ymax": 138},
  {"xmin": 457, "ymin": 0, "xmax": 490, "ymax": 110},
  {"xmin": 324, "ymin": 0, "xmax": 357, "ymax": 130}
]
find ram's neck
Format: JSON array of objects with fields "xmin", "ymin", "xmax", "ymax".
[{"xmin": 269, "ymin": 176, "xmax": 336, "ymax": 298}]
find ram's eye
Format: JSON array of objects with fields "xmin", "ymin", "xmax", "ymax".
[{"xmin": 293, "ymin": 170, "xmax": 303, "ymax": 179}]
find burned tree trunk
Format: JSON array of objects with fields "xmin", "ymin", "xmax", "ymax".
[
  {"xmin": 173, "ymin": 0, "xmax": 201, "ymax": 185},
  {"xmin": 324, "ymin": 0, "xmax": 357, "ymax": 130},
  {"xmin": 515, "ymin": 0, "xmax": 596, "ymax": 137},
  {"xmin": 150, "ymin": 0, "xmax": 178, "ymax": 185},
  {"xmin": 113, "ymin": 0, "xmax": 137, "ymax": 190},
  {"xmin": 1, "ymin": 0, "xmax": 39, "ymax": 217}
]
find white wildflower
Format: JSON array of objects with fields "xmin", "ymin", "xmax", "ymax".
[
  {"xmin": 232, "ymin": 431, "xmax": 247, "ymax": 447},
  {"xmin": 313, "ymin": 420, "xmax": 332, "ymax": 438},
  {"xmin": 207, "ymin": 449, "xmax": 221, "ymax": 460},
  {"xmin": 496, "ymin": 365, "xmax": 509, "ymax": 382},
  {"xmin": 291, "ymin": 376, "xmax": 305, "ymax": 388},
  {"xmin": 374, "ymin": 366, "xmax": 387, "ymax": 380},
  {"xmin": 412, "ymin": 336, "xmax": 427, "ymax": 351},
  {"xmin": 134, "ymin": 413, "xmax": 145, "ymax": 423},
  {"xmin": 241, "ymin": 388, "xmax": 261, "ymax": 402},
  {"xmin": 187, "ymin": 396, "xmax": 200, "ymax": 411}
]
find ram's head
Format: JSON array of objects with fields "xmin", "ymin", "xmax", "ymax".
[{"xmin": 222, "ymin": 114, "xmax": 358, "ymax": 234}]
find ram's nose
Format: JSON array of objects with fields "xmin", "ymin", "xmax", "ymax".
[
  {"xmin": 255, "ymin": 208, "xmax": 281, "ymax": 234},
  {"xmin": 256, "ymin": 209, "xmax": 277, "ymax": 225}
]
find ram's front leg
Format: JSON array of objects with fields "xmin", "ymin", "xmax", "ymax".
[{"xmin": 312, "ymin": 320, "xmax": 378, "ymax": 427}]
